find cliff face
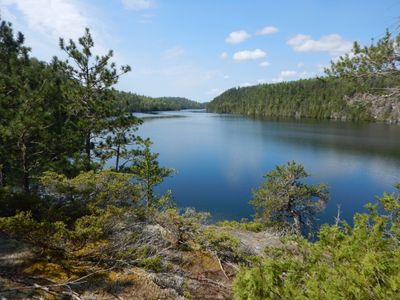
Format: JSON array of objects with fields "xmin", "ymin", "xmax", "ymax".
[{"xmin": 346, "ymin": 92, "xmax": 400, "ymax": 124}]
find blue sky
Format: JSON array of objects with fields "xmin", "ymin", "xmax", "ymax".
[{"xmin": 1, "ymin": 0, "xmax": 399, "ymax": 102}]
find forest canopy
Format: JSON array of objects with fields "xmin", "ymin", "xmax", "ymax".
[{"xmin": 207, "ymin": 31, "xmax": 400, "ymax": 123}]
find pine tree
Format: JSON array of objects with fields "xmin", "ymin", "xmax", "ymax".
[
  {"xmin": 130, "ymin": 137, "xmax": 174, "ymax": 207},
  {"xmin": 325, "ymin": 30, "xmax": 400, "ymax": 96},
  {"xmin": 58, "ymin": 28, "xmax": 133, "ymax": 170},
  {"xmin": 250, "ymin": 161, "xmax": 328, "ymax": 234}
]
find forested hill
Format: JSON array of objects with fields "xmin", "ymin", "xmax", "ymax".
[
  {"xmin": 116, "ymin": 90, "xmax": 205, "ymax": 112},
  {"xmin": 206, "ymin": 77, "xmax": 400, "ymax": 123}
]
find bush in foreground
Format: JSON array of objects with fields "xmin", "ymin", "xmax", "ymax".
[{"xmin": 233, "ymin": 185, "xmax": 400, "ymax": 300}]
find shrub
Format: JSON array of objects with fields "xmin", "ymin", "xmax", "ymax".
[
  {"xmin": 233, "ymin": 187, "xmax": 400, "ymax": 300},
  {"xmin": 216, "ymin": 219, "xmax": 264, "ymax": 232}
]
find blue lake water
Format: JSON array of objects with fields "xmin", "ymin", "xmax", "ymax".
[{"xmin": 135, "ymin": 110, "xmax": 400, "ymax": 225}]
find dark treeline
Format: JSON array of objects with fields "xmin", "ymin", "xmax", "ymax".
[
  {"xmin": 116, "ymin": 90, "xmax": 205, "ymax": 112},
  {"xmin": 0, "ymin": 20, "xmax": 142, "ymax": 193},
  {"xmin": 0, "ymin": 18, "xmax": 200, "ymax": 194},
  {"xmin": 207, "ymin": 76, "xmax": 398, "ymax": 122}
]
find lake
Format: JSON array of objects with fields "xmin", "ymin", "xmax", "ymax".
[{"xmin": 135, "ymin": 110, "xmax": 400, "ymax": 225}]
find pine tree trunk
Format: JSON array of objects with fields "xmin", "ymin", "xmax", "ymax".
[
  {"xmin": 0, "ymin": 163, "xmax": 4, "ymax": 187},
  {"xmin": 85, "ymin": 132, "xmax": 91, "ymax": 171},
  {"xmin": 115, "ymin": 145, "xmax": 120, "ymax": 171},
  {"xmin": 21, "ymin": 142, "xmax": 29, "ymax": 193},
  {"xmin": 292, "ymin": 211, "xmax": 301, "ymax": 235}
]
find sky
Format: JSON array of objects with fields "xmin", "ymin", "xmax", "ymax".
[{"xmin": 0, "ymin": 0, "xmax": 399, "ymax": 102}]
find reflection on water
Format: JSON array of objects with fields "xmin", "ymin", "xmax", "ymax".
[{"xmin": 134, "ymin": 111, "xmax": 400, "ymax": 224}]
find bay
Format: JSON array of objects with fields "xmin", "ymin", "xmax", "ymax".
[{"xmin": 135, "ymin": 110, "xmax": 400, "ymax": 225}]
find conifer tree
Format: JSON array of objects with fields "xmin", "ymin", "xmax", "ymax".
[
  {"xmin": 325, "ymin": 30, "xmax": 400, "ymax": 96},
  {"xmin": 130, "ymin": 137, "xmax": 174, "ymax": 207},
  {"xmin": 251, "ymin": 161, "xmax": 328, "ymax": 234},
  {"xmin": 58, "ymin": 28, "xmax": 134, "ymax": 170}
]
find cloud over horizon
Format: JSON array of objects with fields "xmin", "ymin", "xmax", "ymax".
[{"xmin": 287, "ymin": 34, "xmax": 352, "ymax": 56}]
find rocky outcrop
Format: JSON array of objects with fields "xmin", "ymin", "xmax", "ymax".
[{"xmin": 346, "ymin": 92, "xmax": 400, "ymax": 124}]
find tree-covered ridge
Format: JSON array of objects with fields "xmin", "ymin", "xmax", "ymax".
[
  {"xmin": 116, "ymin": 90, "xmax": 205, "ymax": 112},
  {"xmin": 206, "ymin": 76, "xmax": 399, "ymax": 122},
  {"xmin": 207, "ymin": 31, "xmax": 400, "ymax": 123}
]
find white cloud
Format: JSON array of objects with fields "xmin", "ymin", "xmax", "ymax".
[
  {"xmin": 225, "ymin": 30, "xmax": 250, "ymax": 44},
  {"xmin": 0, "ymin": 0, "xmax": 125, "ymax": 64},
  {"xmin": 297, "ymin": 61, "xmax": 305, "ymax": 68},
  {"xmin": 163, "ymin": 46, "xmax": 185, "ymax": 60},
  {"xmin": 2, "ymin": 0, "xmax": 89, "ymax": 41},
  {"xmin": 281, "ymin": 70, "xmax": 298, "ymax": 78},
  {"xmin": 256, "ymin": 26, "xmax": 278, "ymax": 35},
  {"xmin": 259, "ymin": 61, "xmax": 270, "ymax": 68},
  {"xmin": 272, "ymin": 70, "xmax": 315, "ymax": 82},
  {"xmin": 223, "ymin": 75, "xmax": 230, "ymax": 79},
  {"xmin": 287, "ymin": 33, "xmax": 352, "ymax": 56},
  {"xmin": 233, "ymin": 49, "xmax": 266, "ymax": 61},
  {"xmin": 220, "ymin": 51, "xmax": 228, "ymax": 59},
  {"xmin": 121, "ymin": 0, "xmax": 154, "ymax": 10}
]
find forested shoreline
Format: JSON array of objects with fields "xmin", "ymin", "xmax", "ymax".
[
  {"xmin": 207, "ymin": 31, "xmax": 400, "ymax": 124},
  {"xmin": 116, "ymin": 91, "xmax": 205, "ymax": 113},
  {"xmin": 207, "ymin": 77, "xmax": 400, "ymax": 123}
]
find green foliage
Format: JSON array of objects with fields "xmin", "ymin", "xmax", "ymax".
[
  {"xmin": 0, "ymin": 18, "xmax": 141, "ymax": 192},
  {"xmin": 129, "ymin": 137, "xmax": 174, "ymax": 207},
  {"xmin": 57, "ymin": 28, "xmax": 138, "ymax": 171},
  {"xmin": 115, "ymin": 90, "xmax": 205, "ymax": 112},
  {"xmin": 233, "ymin": 187, "xmax": 400, "ymax": 300},
  {"xmin": 96, "ymin": 116, "xmax": 143, "ymax": 171},
  {"xmin": 140, "ymin": 256, "xmax": 164, "ymax": 272},
  {"xmin": 0, "ymin": 170, "xmax": 138, "ymax": 255},
  {"xmin": 41, "ymin": 170, "xmax": 141, "ymax": 210},
  {"xmin": 72, "ymin": 206, "xmax": 125, "ymax": 245},
  {"xmin": 325, "ymin": 31, "xmax": 400, "ymax": 84},
  {"xmin": 206, "ymin": 76, "xmax": 397, "ymax": 121},
  {"xmin": 216, "ymin": 219, "xmax": 264, "ymax": 232},
  {"xmin": 0, "ymin": 188, "xmax": 48, "ymax": 218},
  {"xmin": 198, "ymin": 228, "xmax": 241, "ymax": 255},
  {"xmin": 0, "ymin": 17, "xmax": 81, "ymax": 192},
  {"xmin": 0, "ymin": 211, "xmax": 69, "ymax": 256},
  {"xmin": 208, "ymin": 30, "xmax": 400, "ymax": 123},
  {"xmin": 251, "ymin": 161, "xmax": 328, "ymax": 235}
]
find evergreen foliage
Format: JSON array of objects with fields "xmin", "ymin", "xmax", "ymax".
[
  {"xmin": 0, "ymin": 18, "xmax": 173, "ymax": 257},
  {"xmin": 57, "ymin": 28, "xmax": 139, "ymax": 171},
  {"xmin": 116, "ymin": 90, "xmax": 205, "ymax": 112},
  {"xmin": 129, "ymin": 137, "xmax": 174, "ymax": 207},
  {"xmin": 207, "ymin": 30, "xmax": 400, "ymax": 123},
  {"xmin": 207, "ymin": 76, "xmax": 397, "ymax": 121},
  {"xmin": 326, "ymin": 30, "xmax": 400, "ymax": 95},
  {"xmin": 234, "ymin": 186, "xmax": 400, "ymax": 300},
  {"xmin": 251, "ymin": 162, "xmax": 328, "ymax": 235}
]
